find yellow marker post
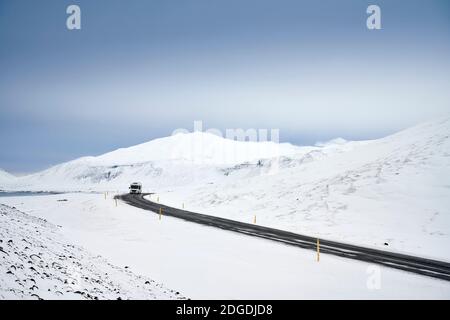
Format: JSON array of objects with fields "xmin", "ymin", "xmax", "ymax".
[
  {"xmin": 182, "ymin": 203, "xmax": 185, "ymax": 209},
  {"xmin": 159, "ymin": 208, "xmax": 162, "ymax": 220},
  {"xmin": 253, "ymin": 215, "xmax": 256, "ymax": 224},
  {"xmin": 317, "ymin": 238, "xmax": 320, "ymax": 262}
]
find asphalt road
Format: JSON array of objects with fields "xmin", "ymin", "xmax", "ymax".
[{"xmin": 118, "ymin": 193, "xmax": 450, "ymax": 282}]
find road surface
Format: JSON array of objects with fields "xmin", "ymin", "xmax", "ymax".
[{"xmin": 118, "ymin": 193, "xmax": 450, "ymax": 282}]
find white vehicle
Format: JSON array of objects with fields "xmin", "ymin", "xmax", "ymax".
[{"xmin": 129, "ymin": 182, "xmax": 142, "ymax": 194}]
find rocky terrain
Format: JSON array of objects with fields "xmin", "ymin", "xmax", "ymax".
[{"xmin": 0, "ymin": 204, "xmax": 185, "ymax": 300}]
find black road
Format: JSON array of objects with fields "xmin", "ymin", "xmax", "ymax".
[{"xmin": 118, "ymin": 193, "xmax": 450, "ymax": 282}]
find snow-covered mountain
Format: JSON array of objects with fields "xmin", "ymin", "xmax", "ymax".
[
  {"xmin": 0, "ymin": 169, "xmax": 15, "ymax": 189},
  {"xmin": 1, "ymin": 132, "xmax": 311, "ymax": 191},
  {"xmin": 3, "ymin": 118, "xmax": 449, "ymax": 199},
  {"xmin": 0, "ymin": 169, "xmax": 17, "ymax": 191},
  {"xmin": 95, "ymin": 131, "xmax": 302, "ymax": 165}
]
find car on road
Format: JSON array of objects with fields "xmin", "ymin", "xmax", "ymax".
[{"xmin": 129, "ymin": 182, "xmax": 142, "ymax": 194}]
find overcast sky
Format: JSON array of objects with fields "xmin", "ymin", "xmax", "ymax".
[{"xmin": 0, "ymin": 0, "xmax": 449, "ymax": 173}]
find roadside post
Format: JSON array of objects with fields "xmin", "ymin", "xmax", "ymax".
[{"xmin": 317, "ymin": 238, "xmax": 320, "ymax": 262}]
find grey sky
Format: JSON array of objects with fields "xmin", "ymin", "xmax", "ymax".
[{"xmin": 0, "ymin": 0, "xmax": 449, "ymax": 173}]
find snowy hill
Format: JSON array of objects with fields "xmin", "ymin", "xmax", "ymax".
[
  {"xmin": 1, "ymin": 132, "xmax": 308, "ymax": 191},
  {"xmin": 0, "ymin": 169, "xmax": 14, "ymax": 187},
  {"xmin": 95, "ymin": 131, "xmax": 302, "ymax": 165}
]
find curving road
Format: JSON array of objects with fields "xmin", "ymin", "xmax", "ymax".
[{"xmin": 118, "ymin": 193, "xmax": 450, "ymax": 282}]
